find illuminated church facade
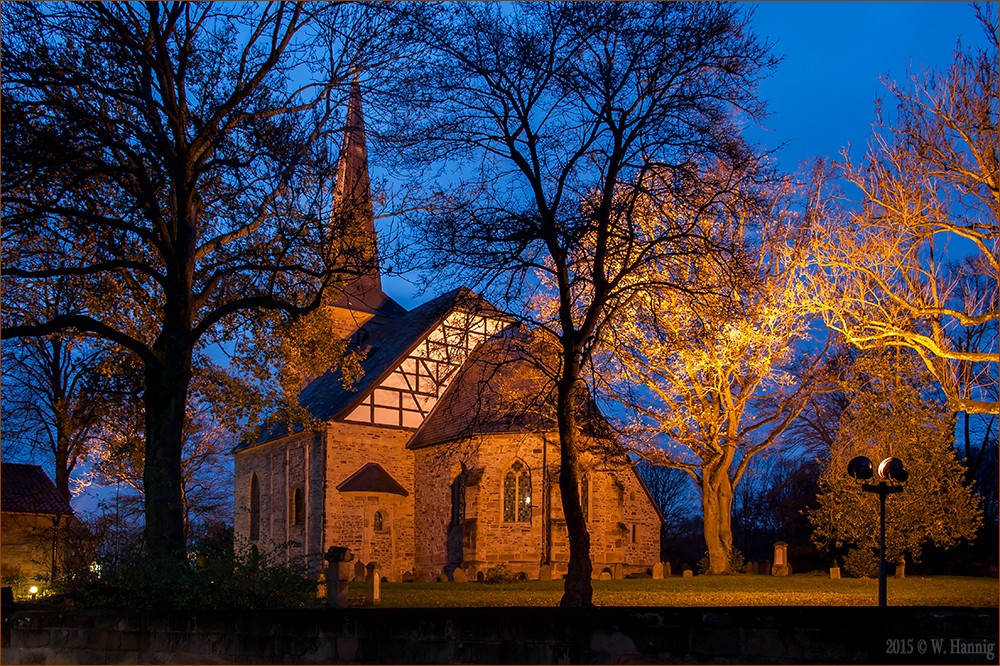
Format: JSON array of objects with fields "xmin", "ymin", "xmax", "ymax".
[{"xmin": 232, "ymin": 83, "xmax": 662, "ymax": 582}]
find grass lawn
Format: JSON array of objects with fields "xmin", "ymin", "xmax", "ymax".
[{"xmin": 347, "ymin": 574, "xmax": 998, "ymax": 608}]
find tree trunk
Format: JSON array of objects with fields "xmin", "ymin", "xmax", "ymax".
[
  {"xmin": 557, "ymin": 374, "xmax": 593, "ymax": 607},
  {"xmin": 701, "ymin": 465, "xmax": 736, "ymax": 574},
  {"xmin": 142, "ymin": 332, "xmax": 192, "ymax": 563}
]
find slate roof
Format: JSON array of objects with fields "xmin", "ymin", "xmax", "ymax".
[
  {"xmin": 336, "ymin": 462, "xmax": 409, "ymax": 496},
  {"xmin": 1, "ymin": 463, "xmax": 73, "ymax": 515},
  {"xmin": 240, "ymin": 287, "xmax": 506, "ymax": 450},
  {"xmin": 408, "ymin": 327, "xmax": 612, "ymax": 450}
]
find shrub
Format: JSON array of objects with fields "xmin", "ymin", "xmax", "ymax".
[
  {"xmin": 483, "ymin": 563, "xmax": 518, "ymax": 584},
  {"xmin": 843, "ymin": 548, "xmax": 878, "ymax": 578},
  {"xmin": 697, "ymin": 549, "xmax": 745, "ymax": 574},
  {"xmin": 54, "ymin": 539, "xmax": 317, "ymax": 610}
]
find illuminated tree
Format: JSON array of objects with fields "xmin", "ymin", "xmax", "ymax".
[
  {"xmin": 809, "ymin": 351, "xmax": 981, "ymax": 575},
  {"xmin": 603, "ymin": 169, "xmax": 829, "ymax": 574},
  {"xmin": 809, "ymin": 8, "xmax": 998, "ymax": 415},
  {"xmin": 398, "ymin": 3, "xmax": 775, "ymax": 604},
  {"xmin": 1, "ymin": 3, "xmax": 404, "ymax": 562}
]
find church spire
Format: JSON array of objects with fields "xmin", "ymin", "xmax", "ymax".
[{"xmin": 331, "ymin": 75, "xmax": 386, "ymax": 311}]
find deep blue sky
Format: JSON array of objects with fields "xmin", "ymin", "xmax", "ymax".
[{"xmin": 384, "ymin": 2, "xmax": 992, "ymax": 308}]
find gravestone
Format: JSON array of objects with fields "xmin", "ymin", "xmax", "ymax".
[
  {"xmin": 539, "ymin": 564, "xmax": 552, "ymax": 581},
  {"xmin": 895, "ymin": 557, "xmax": 906, "ymax": 579},
  {"xmin": 453, "ymin": 567, "xmax": 467, "ymax": 583},
  {"xmin": 612, "ymin": 563, "xmax": 624, "ymax": 580},
  {"xmin": 682, "ymin": 569, "xmax": 693, "ymax": 578},
  {"xmin": 599, "ymin": 571, "xmax": 612, "ymax": 581},
  {"xmin": 402, "ymin": 571, "xmax": 414, "ymax": 583},
  {"xmin": 830, "ymin": 566, "xmax": 841, "ymax": 580},
  {"xmin": 324, "ymin": 547, "xmax": 353, "ymax": 607},
  {"xmin": 771, "ymin": 542, "xmax": 790, "ymax": 576},
  {"xmin": 664, "ymin": 562, "xmax": 672, "ymax": 577},
  {"xmin": 746, "ymin": 562, "xmax": 758, "ymax": 575},
  {"xmin": 652, "ymin": 562, "xmax": 664, "ymax": 580},
  {"xmin": 365, "ymin": 562, "xmax": 381, "ymax": 606},
  {"xmin": 354, "ymin": 560, "xmax": 366, "ymax": 582},
  {"xmin": 762, "ymin": 559, "xmax": 771, "ymax": 576}
]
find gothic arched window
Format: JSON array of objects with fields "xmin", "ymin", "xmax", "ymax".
[
  {"xmin": 291, "ymin": 486, "xmax": 304, "ymax": 526},
  {"xmin": 373, "ymin": 510, "xmax": 385, "ymax": 532},
  {"xmin": 249, "ymin": 473, "xmax": 260, "ymax": 541},
  {"xmin": 503, "ymin": 460, "xmax": 531, "ymax": 523},
  {"xmin": 581, "ymin": 474, "xmax": 590, "ymax": 524}
]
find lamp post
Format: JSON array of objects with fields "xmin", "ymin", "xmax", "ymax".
[{"xmin": 847, "ymin": 456, "xmax": 908, "ymax": 608}]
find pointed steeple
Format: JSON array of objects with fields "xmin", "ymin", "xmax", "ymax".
[{"xmin": 331, "ymin": 76, "xmax": 395, "ymax": 314}]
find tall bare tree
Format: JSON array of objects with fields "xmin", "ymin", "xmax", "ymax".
[
  {"xmin": 809, "ymin": 7, "xmax": 999, "ymax": 415},
  {"xmin": 2, "ymin": 2, "xmax": 405, "ymax": 562},
  {"xmin": 395, "ymin": 3, "xmax": 775, "ymax": 604}
]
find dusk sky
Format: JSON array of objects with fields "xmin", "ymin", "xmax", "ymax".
[{"xmin": 383, "ymin": 2, "xmax": 994, "ymax": 307}]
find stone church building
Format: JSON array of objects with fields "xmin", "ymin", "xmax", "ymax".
[{"xmin": 232, "ymin": 84, "xmax": 662, "ymax": 582}]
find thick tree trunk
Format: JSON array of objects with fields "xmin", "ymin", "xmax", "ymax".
[
  {"xmin": 701, "ymin": 465, "xmax": 736, "ymax": 574},
  {"xmin": 557, "ymin": 374, "xmax": 593, "ymax": 607},
  {"xmin": 142, "ymin": 332, "xmax": 192, "ymax": 563}
]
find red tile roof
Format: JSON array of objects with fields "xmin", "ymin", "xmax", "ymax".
[{"xmin": 1, "ymin": 463, "xmax": 73, "ymax": 515}]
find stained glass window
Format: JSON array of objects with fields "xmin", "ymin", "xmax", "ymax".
[{"xmin": 504, "ymin": 460, "xmax": 531, "ymax": 523}]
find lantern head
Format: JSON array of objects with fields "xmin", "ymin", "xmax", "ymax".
[
  {"xmin": 878, "ymin": 457, "xmax": 908, "ymax": 483},
  {"xmin": 847, "ymin": 456, "xmax": 874, "ymax": 481}
]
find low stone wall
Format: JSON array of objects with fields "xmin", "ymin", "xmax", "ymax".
[{"xmin": 2, "ymin": 606, "xmax": 997, "ymax": 664}]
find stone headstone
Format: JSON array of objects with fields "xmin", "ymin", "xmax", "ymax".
[
  {"xmin": 762, "ymin": 560, "xmax": 771, "ymax": 576},
  {"xmin": 771, "ymin": 542, "xmax": 790, "ymax": 576},
  {"xmin": 365, "ymin": 562, "xmax": 381, "ymax": 605},
  {"xmin": 664, "ymin": 562, "xmax": 672, "ymax": 577},
  {"xmin": 599, "ymin": 571, "xmax": 612, "ymax": 581},
  {"xmin": 682, "ymin": 569, "xmax": 693, "ymax": 578},
  {"xmin": 612, "ymin": 563, "xmax": 624, "ymax": 580},
  {"xmin": 453, "ymin": 567, "xmax": 467, "ymax": 583},
  {"xmin": 324, "ymin": 547, "xmax": 353, "ymax": 607},
  {"xmin": 354, "ymin": 560, "xmax": 366, "ymax": 582},
  {"xmin": 746, "ymin": 561, "xmax": 757, "ymax": 575},
  {"xmin": 476, "ymin": 571, "xmax": 485, "ymax": 583},
  {"xmin": 895, "ymin": 558, "xmax": 905, "ymax": 579},
  {"xmin": 539, "ymin": 564, "xmax": 552, "ymax": 581},
  {"xmin": 652, "ymin": 562, "xmax": 664, "ymax": 580},
  {"xmin": 830, "ymin": 567, "xmax": 841, "ymax": 580}
]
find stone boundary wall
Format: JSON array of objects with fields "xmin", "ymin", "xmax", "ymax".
[{"xmin": 2, "ymin": 606, "xmax": 997, "ymax": 664}]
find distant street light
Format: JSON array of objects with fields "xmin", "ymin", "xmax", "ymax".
[{"xmin": 847, "ymin": 455, "xmax": 908, "ymax": 607}]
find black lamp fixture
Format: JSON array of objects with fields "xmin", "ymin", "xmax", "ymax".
[{"xmin": 847, "ymin": 455, "xmax": 908, "ymax": 608}]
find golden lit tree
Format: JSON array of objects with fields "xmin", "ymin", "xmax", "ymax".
[
  {"xmin": 809, "ymin": 351, "xmax": 981, "ymax": 576},
  {"xmin": 601, "ymin": 169, "xmax": 830, "ymax": 574},
  {"xmin": 809, "ymin": 8, "xmax": 998, "ymax": 415}
]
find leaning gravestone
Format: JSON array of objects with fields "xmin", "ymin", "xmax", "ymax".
[{"xmin": 652, "ymin": 562, "xmax": 664, "ymax": 580}]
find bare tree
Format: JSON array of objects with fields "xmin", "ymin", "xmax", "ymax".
[
  {"xmin": 395, "ymin": 3, "xmax": 775, "ymax": 604},
  {"xmin": 1, "ymin": 2, "xmax": 407, "ymax": 562},
  {"xmin": 809, "ymin": 8, "xmax": 999, "ymax": 415},
  {"xmin": 1, "ymin": 280, "xmax": 112, "ymax": 502}
]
